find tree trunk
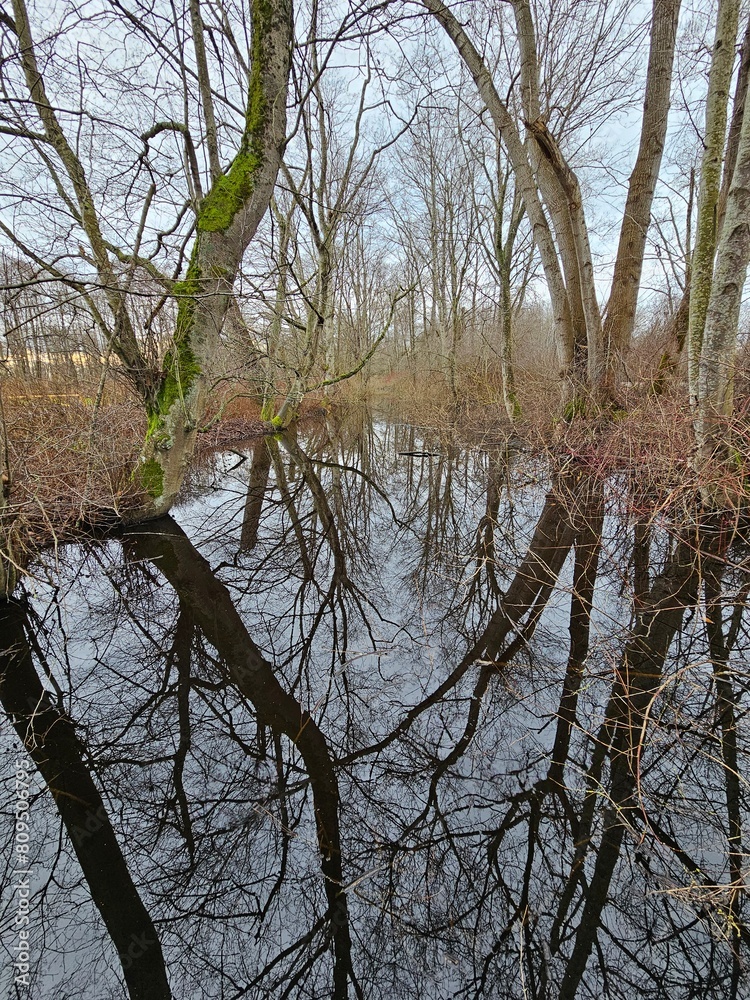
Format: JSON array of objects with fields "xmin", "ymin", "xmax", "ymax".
[
  {"xmin": 718, "ymin": 14, "xmax": 750, "ymax": 238},
  {"xmin": 429, "ymin": 0, "xmax": 680, "ymax": 405},
  {"xmin": 273, "ymin": 240, "xmax": 333, "ymax": 427},
  {"xmin": 603, "ymin": 0, "xmax": 681, "ymax": 358},
  {"xmin": 127, "ymin": 517, "xmax": 357, "ymax": 997},
  {"xmin": 511, "ymin": 1, "xmax": 600, "ymax": 383},
  {"xmin": 240, "ymin": 438, "xmax": 272, "ymax": 551},
  {"xmin": 499, "ymin": 253, "xmax": 521, "ymax": 420},
  {"xmin": 688, "ymin": 0, "xmax": 741, "ymax": 411},
  {"xmin": 0, "ymin": 600, "xmax": 172, "ymax": 1000},
  {"xmin": 695, "ymin": 80, "xmax": 750, "ymax": 475},
  {"xmin": 138, "ymin": 0, "xmax": 293, "ymax": 514},
  {"xmin": 423, "ymin": 0, "xmax": 576, "ymax": 376}
]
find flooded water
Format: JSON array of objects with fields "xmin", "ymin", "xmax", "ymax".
[{"xmin": 1, "ymin": 409, "xmax": 748, "ymax": 999}]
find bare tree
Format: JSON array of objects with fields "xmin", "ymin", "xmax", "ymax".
[
  {"xmin": 1, "ymin": 0, "xmax": 293, "ymax": 516},
  {"xmin": 695, "ymin": 36, "xmax": 750, "ymax": 478},
  {"xmin": 687, "ymin": 0, "xmax": 741, "ymax": 413},
  {"xmin": 258, "ymin": 17, "xmax": 412, "ymax": 427},
  {"xmin": 422, "ymin": 0, "xmax": 681, "ymax": 407}
]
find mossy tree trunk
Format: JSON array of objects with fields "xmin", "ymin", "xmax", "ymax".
[
  {"xmin": 689, "ymin": 7, "xmax": 750, "ymax": 498},
  {"xmin": 8, "ymin": 0, "xmax": 293, "ymax": 520},
  {"xmin": 139, "ymin": 0, "xmax": 293, "ymax": 514}
]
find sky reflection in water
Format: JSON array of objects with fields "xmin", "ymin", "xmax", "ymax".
[{"xmin": 0, "ymin": 410, "xmax": 748, "ymax": 999}]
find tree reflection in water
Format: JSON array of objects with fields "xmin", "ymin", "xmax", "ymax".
[{"xmin": 1, "ymin": 412, "xmax": 749, "ymax": 999}]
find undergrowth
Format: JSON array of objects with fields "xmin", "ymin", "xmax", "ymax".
[{"xmin": 5, "ymin": 332, "xmax": 750, "ymax": 567}]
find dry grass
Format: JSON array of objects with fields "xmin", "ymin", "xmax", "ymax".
[
  {"xmin": 1, "ymin": 376, "xmax": 144, "ymax": 565},
  {"xmin": 5, "ymin": 330, "xmax": 750, "ymax": 567},
  {"xmin": 331, "ymin": 339, "xmax": 750, "ymax": 521},
  {"xmin": 0, "ymin": 373, "xmax": 330, "ymax": 563}
]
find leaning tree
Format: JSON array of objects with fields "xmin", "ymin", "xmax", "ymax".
[{"xmin": 0, "ymin": 0, "xmax": 293, "ymax": 516}]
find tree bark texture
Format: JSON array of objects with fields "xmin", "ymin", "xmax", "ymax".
[
  {"xmin": 603, "ymin": 0, "xmax": 681, "ymax": 358},
  {"xmin": 696, "ymin": 80, "xmax": 750, "ymax": 471},
  {"xmin": 688, "ymin": 0, "xmax": 741, "ymax": 410},
  {"xmin": 138, "ymin": 0, "xmax": 293, "ymax": 515}
]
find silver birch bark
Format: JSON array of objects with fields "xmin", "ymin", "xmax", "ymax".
[{"xmin": 688, "ymin": 0, "xmax": 740, "ymax": 410}]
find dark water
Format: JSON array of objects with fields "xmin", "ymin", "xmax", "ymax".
[{"xmin": 1, "ymin": 410, "xmax": 748, "ymax": 999}]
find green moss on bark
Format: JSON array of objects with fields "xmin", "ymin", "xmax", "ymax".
[
  {"xmin": 506, "ymin": 392, "xmax": 522, "ymax": 421},
  {"xmin": 138, "ymin": 0, "xmax": 281, "ymax": 506},
  {"xmin": 197, "ymin": 150, "xmax": 262, "ymax": 233},
  {"xmin": 145, "ymin": 257, "xmax": 203, "ymax": 449},
  {"xmin": 260, "ymin": 398, "xmax": 276, "ymax": 421},
  {"xmin": 158, "ymin": 338, "xmax": 201, "ymax": 416},
  {"xmin": 140, "ymin": 458, "xmax": 165, "ymax": 498},
  {"xmin": 197, "ymin": 0, "xmax": 271, "ymax": 234}
]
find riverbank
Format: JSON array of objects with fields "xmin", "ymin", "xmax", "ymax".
[{"xmin": 2, "ymin": 357, "xmax": 747, "ymax": 570}]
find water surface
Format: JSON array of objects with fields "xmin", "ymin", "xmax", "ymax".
[{"xmin": 0, "ymin": 410, "xmax": 747, "ymax": 999}]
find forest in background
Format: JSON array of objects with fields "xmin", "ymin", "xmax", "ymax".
[
  {"xmin": 6, "ymin": 4, "xmax": 750, "ymax": 998},
  {"xmin": 0, "ymin": 0, "xmax": 748, "ymax": 552}
]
